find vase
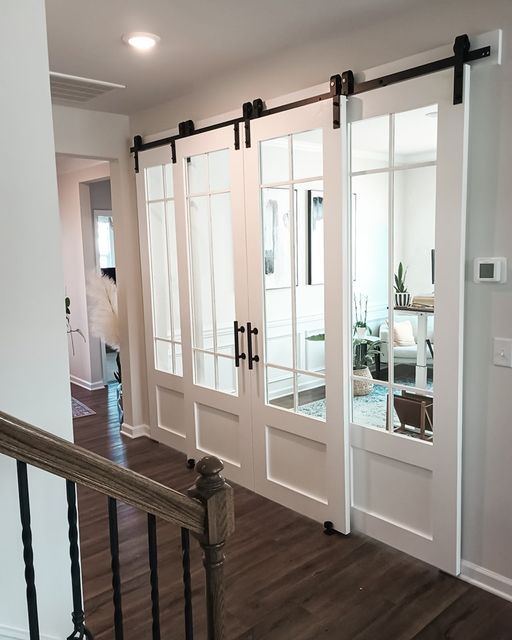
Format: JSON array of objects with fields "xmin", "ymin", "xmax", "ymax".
[
  {"xmin": 395, "ymin": 292, "xmax": 411, "ymax": 307},
  {"xmin": 355, "ymin": 326, "xmax": 367, "ymax": 338},
  {"xmin": 353, "ymin": 366, "xmax": 374, "ymax": 396}
]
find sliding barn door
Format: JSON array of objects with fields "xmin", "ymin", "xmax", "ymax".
[
  {"xmin": 347, "ymin": 67, "xmax": 470, "ymax": 573},
  {"xmin": 172, "ymin": 127, "xmax": 255, "ymax": 486},
  {"xmin": 244, "ymin": 100, "xmax": 350, "ymax": 531},
  {"xmin": 136, "ymin": 147, "xmax": 187, "ymax": 450}
]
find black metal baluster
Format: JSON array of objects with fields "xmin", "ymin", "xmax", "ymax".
[
  {"xmin": 66, "ymin": 480, "xmax": 93, "ymax": 640},
  {"xmin": 181, "ymin": 528, "xmax": 194, "ymax": 640},
  {"xmin": 16, "ymin": 461, "xmax": 40, "ymax": 640},
  {"xmin": 147, "ymin": 514, "xmax": 161, "ymax": 640},
  {"xmin": 108, "ymin": 498, "xmax": 124, "ymax": 640}
]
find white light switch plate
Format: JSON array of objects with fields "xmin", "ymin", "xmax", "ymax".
[{"xmin": 493, "ymin": 338, "xmax": 512, "ymax": 367}]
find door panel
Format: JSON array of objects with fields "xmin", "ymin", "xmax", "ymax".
[
  {"xmin": 136, "ymin": 147, "xmax": 186, "ymax": 451},
  {"xmin": 173, "ymin": 127, "xmax": 254, "ymax": 486},
  {"xmin": 347, "ymin": 67, "xmax": 470, "ymax": 573},
  {"xmin": 245, "ymin": 100, "xmax": 350, "ymax": 532}
]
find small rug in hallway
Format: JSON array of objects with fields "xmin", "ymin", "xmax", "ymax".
[{"xmin": 72, "ymin": 397, "xmax": 96, "ymax": 418}]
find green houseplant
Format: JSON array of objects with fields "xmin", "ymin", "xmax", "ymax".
[{"xmin": 394, "ymin": 262, "xmax": 411, "ymax": 307}]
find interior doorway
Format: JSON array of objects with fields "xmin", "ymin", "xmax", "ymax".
[{"xmin": 56, "ymin": 154, "xmax": 118, "ymax": 392}]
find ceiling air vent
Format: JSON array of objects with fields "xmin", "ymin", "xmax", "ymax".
[{"xmin": 49, "ymin": 72, "xmax": 126, "ymax": 104}]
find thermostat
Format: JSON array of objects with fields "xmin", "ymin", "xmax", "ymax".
[{"xmin": 473, "ymin": 257, "xmax": 507, "ymax": 283}]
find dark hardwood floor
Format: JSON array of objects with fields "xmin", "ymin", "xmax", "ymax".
[{"xmin": 71, "ymin": 384, "xmax": 512, "ymax": 639}]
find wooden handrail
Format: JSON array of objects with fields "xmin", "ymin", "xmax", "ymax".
[{"xmin": 0, "ymin": 411, "xmax": 206, "ymax": 535}]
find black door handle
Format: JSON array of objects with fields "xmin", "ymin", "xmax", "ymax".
[
  {"xmin": 246, "ymin": 322, "xmax": 260, "ymax": 370},
  {"xmin": 234, "ymin": 321, "xmax": 246, "ymax": 367}
]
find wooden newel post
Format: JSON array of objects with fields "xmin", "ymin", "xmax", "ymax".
[{"xmin": 188, "ymin": 456, "xmax": 234, "ymax": 640}]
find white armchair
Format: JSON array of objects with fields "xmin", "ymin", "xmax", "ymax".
[{"xmin": 379, "ymin": 318, "xmax": 434, "ymax": 367}]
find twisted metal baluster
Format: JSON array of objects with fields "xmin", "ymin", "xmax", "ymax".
[
  {"xmin": 17, "ymin": 461, "xmax": 40, "ymax": 640},
  {"xmin": 147, "ymin": 514, "xmax": 161, "ymax": 640},
  {"xmin": 66, "ymin": 480, "xmax": 94, "ymax": 639},
  {"xmin": 108, "ymin": 497, "xmax": 124, "ymax": 640},
  {"xmin": 181, "ymin": 527, "xmax": 194, "ymax": 640}
]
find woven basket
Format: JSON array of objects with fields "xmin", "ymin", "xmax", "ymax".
[{"xmin": 353, "ymin": 367, "xmax": 374, "ymax": 396}]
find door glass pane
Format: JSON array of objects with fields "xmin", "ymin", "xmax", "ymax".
[
  {"xmin": 297, "ymin": 373, "xmax": 326, "ymax": 420},
  {"xmin": 148, "ymin": 201, "xmax": 171, "ymax": 339},
  {"xmin": 261, "ymin": 136, "xmax": 289, "ymax": 184},
  {"xmin": 267, "ymin": 366, "xmax": 294, "ymax": 410},
  {"xmin": 187, "ymin": 149, "xmax": 237, "ymax": 394},
  {"xmin": 394, "ymin": 105, "xmax": 438, "ymax": 165},
  {"xmin": 146, "ymin": 165, "xmax": 164, "ymax": 201},
  {"xmin": 260, "ymin": 130, "xmax": 325, "ymax": 421},
  {"xmin": 188, "ymin": 153, "xmax": 209, "ymax": 195},
  {"xmin": 194, "ymin": 351, "xmax": 215, "ymax": 390},
  {"xmin": 217, "ymin": 355, "xmax": 237, "ymax": 394},
  {"xmin": 145, "ymin": 164, "xmax": 182, "ymax": 376},
  {"xmin": 211, "ymin": 193, "xmax": 236, "ymax": 354},
  {"xmin": 350, "ymin": 105, "xmax": 437, "ymax": 441},
  {"xmin": 155, "ymin": 340, "xmax": 172, "ymax": 374},
  {"xmin": 351, "ymin": 115, "xmax": 389, "ymax": 173},
  {"xmin": 209, "ymin": 149, "xmax": 230, "ymax": 192},
  {"xmin": 352, "ymin": 381, "xmax": 388, "ymax": 430},
  {"xmin": 189, "ymin": 196, "xmax": 214, "ymax": 351},
  {"xmin": 292, "ymin": 129, "xmax": 323, "ymax": 180},
  {"xmin": 393, "ymin": 166, "xmax": 435, "ymax": 391},
  {"xmin": 351, "ymin": 173, "xmax": 389, "ymax": 383}
]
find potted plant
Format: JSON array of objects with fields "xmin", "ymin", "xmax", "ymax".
[
  {"xmin": 353, "ymin": 338, "xmax": 381, "ymax": 396},
  {"xmin": 353, "ymin": 293, "xmax": 369, "ymax": 338},
  {"xmin": 394, "ymin": 262, "xmax": 411, "ymax": 307}
]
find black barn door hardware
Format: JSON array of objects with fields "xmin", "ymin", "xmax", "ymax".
[
  {"xmin": 453, "ymin": 34, "xmax": 470, "ymax": 104},
  {"xmin": 233, "ymin": 321, "xmax": 246, "ymax": 367},
  {"xmin": 178, "ymin": 120, "xmax": 195, "ymax": 137},
  {"xmin": 246, "ymin": 322, "xmax": 259, "ymax": 370},
  {"xmin": 132, "ymin": 135, "xmax": 143, "ymax": 173},
  {"xmin": 330, "ymin": 74, "xmax": 342, "ymax": 129},
  {"xmin": 242, "ymin": 102, "xmax": 253, "ymax": 148},
  {"xmin": 170, "ymin": 139, "xmax": 177, "ymax": 164},
  {"xmin": 234, "ymin": 122, "xmax": 240, "ymax": 150},
  {"xmin": 130, "ymin": 34, "xmax": 490, "ymax": 169}
]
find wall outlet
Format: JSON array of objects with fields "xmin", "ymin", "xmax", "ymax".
[{"xmin": 493, "ymin": 338, "xmax": 512, "ymax": 367}]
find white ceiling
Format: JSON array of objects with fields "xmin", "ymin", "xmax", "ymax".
[{"xmin": 45, "ymin": 0, "xmax": 424, "ymax": 115}]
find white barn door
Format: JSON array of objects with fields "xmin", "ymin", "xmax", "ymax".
[
  {"xmin": 347, "ymin": 67, "xmax": 470, "ymax": 573},
  {"xmin": 244, "ymin": 100, "xmax": 350, "ymax": 532}
]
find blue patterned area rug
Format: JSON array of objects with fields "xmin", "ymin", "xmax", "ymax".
[
  {"xmin": 299, "ymin": 378, "xmax": 433, "ymax": 430},
  {"xmin": 72, "ymin": 397, "xmax": 96, "ymax": 419}
]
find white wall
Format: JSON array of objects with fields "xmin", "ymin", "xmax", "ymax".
[
  {"xmin": 53, "ymin": 105, "xmax": 148, "ymax": 432},
  {"xmin": 130, "ymin": 0, "xmax": 512, "ymax": 597},
  {"xmin": 0, "ymin": 1, "xmax": 73, "ymax": 637},
  {"xmin": 58, "ymin": 164, "xmax": 110, "ymax": 389}
]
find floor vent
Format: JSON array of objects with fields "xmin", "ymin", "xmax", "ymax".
[{"xmin": 50, "ymin": 72, "xmax": 125, "ymax": 104}]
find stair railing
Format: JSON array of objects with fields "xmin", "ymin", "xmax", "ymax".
[{"xmin": 0, "ymin": 410, "xmax": 234, "ymax": 640}]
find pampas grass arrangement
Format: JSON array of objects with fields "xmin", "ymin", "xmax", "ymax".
[{"xmin": 86, "ymin": 271, "xmax": 120, "ymax": 350}]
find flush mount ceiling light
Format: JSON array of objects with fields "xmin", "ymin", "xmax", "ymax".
[{"xmin": 122, "ymin": 32, "xmax": 160, "ymax": 50}]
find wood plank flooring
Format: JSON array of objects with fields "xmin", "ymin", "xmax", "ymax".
[{"xmin": 72, "ymin": 384, "xmax": 512, "ymax": 639}]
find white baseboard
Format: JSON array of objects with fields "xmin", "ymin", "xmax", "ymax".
[
  {"xmin": 0, "ymin": 624, "xmax": 58, "ymax": 640},
  {"xmin": 70, "ymin": 376, "xmax": 104, "ymax": 391},
  {"xmin": 460, "ymin": 560, "xmax": 512, "ymax": 603},
  {"xmin": 121, "ymin": 422, "xmax": 150, "ymax": 439}
]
